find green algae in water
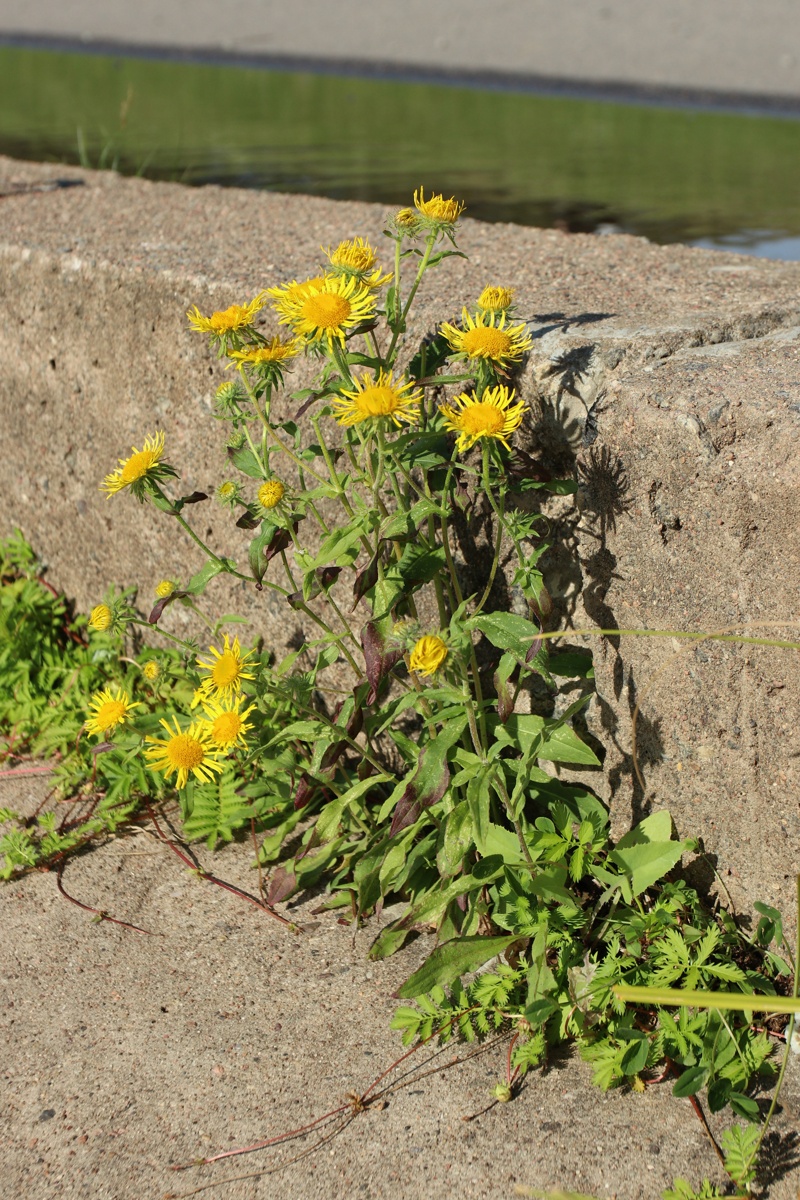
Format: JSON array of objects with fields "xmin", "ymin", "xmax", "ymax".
[{"xmin": 2, "ymin": 45, "xmax": 800, "ymax": 247}]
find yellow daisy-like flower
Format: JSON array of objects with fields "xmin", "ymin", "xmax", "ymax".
[
  {"xmin": 409, "ymin": 635, "xmax": 449, "ymax": 677},
  {"xmin": 477, "ymin": 286, "xmax": 515, "ymax": 314},
  {"xmin": 273, "ymin": 274, "xmax": 376, "ymax": 348},
  {"xmin": 141, "ymin": 660, "xmax": 162, "ymax": 683},
  {"xmin": 257, "ymin": 479, "xmax": 285, "ymax": 510},
  {"xmin": 88, "ymin": 603, "xmax": 113, "ymax": 632},
  {"xmin": 144, "ymin": 715, "xmax": 223, "ymax": 790},
  {"xmin": 413, "ymin": 187, "xmax": 466, "ymax": 229},
  {"xmin": 196, "ymin": 634, "xmax": 255, "ymax": 699},
  {"xmin": 154, "ymin": 579, "xmax": 177, "ymax": 598},
  {"xmin": 227, "ymin": 336, "xmax": 301, "ymax": 368},
  {"xmin": 201, "ymin": 697, "xmax": 256, "ymax": 751},
  {"xmin": 100, "ymin": 431, "xmax": 169, "ymax": 499},
  {"xmin": 187, "ymin": 293, "xmax": 267, "ymax": 338},
  {"xmin": 440, "ymin": 385, "xmax": 526, "ymax": 453},
  {"xmin": 440, "ymin": 309, "xmax": 532, "ymax": 368},
  {"xmin": 324, "ymin": 238, "xmax": 391, "ymax": 288},
  {"xmin": 266, "ymin": 276, "xmax": 327, "ymax": 306},
  {"xmin": 85, "ymin": 687, "xmax": 141, "ymax": 738},
  {"xmin": 331, "ymin": 369, "xmax": 423, "ymax": 428}
]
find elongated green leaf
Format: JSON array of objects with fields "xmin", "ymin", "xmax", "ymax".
[
  {"xmin": 315, "ymin": 773, "xmax": 391, "ymax": 842},
  {"xmin": 436, "ymin": 801, "xmax": 474, "ymax": 877},
  {"xmin": 608, "ymin": 839, "xmax": 686, "ymax": 897},
  {"xmin": 396, "ymin": 934, "xmax": 517, "ymax": 999}
]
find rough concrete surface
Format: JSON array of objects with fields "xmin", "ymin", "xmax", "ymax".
[
  {"xmin": 2, "ymin": 156, "xmax": 800, "ymax": 1197},
  {"xmin": 2, "ymin": 0, "xmax": 800, "ymax": 104}
]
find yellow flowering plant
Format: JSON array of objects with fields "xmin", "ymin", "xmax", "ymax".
[{"xmin": 8, "ymin": 192, "xmax": 794, "ymax": 1158}]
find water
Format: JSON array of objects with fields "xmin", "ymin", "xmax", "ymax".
[{"xmin": 2, "ymin": 45, "xmax": 800, "ymax": 260}]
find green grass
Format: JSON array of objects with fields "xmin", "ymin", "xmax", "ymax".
[{"xmin": 2, "ymin": 45, "xmax": 800, "ymax": 242}]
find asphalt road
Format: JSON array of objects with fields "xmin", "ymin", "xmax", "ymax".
[{"xmin": 1, "ymin": 0, "xmax": 799, "ymax": 105}]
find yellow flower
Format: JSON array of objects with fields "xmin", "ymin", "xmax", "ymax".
[
  {"xmin": 227, "ymin": 336, "xmax": 301, "ymax": 368},
  {"xmin": 395, "ymin": 207, "xmax": 420, "ymax": 229},
  {"xmin": 88, "ymin": 603, "xmax": 113, "ymax": 632},
  {"xmin": 154, "ymin": 579, "xmax": 177, "ymax": 598},
  {"xmin": 187, "ymin": 293, "xmax": 267, "ymax": 338},
  {"xmin": 196, "ymin": 634, "xmax": 255, "ymax": 699},
  {"xmin": 141, "ymin": 660, "xmax": 161, "ymax": 683},
  {"xmin": 257, "ymin": 479, "xmax": 285, "ymax": 510},
  {"xmin": 331, "ymin": 369, "xmax": 423, "ymax": 428},
  {"xmin": 413, "ymin": 187, "xmax": 466, "ymax": 228},
  {"xmin": 144, "ymin": 716, "xmax": 223, "ymax": 789},
  {"xmin": 266, "ymin": 276, "xmax": 326, "ymax": 306},
  {"xmin": 440, "ymin": 385, "xmax": 526, "ymax": 453},
  {"xmin": 409, "ymin": 635, "xmax": 448, "ymax": 677},
  {"xmin": 100, "ymin": 431, "xmax": 170, "ymax": 499},
  {"xmin": 477, "ymin": 286, "xmax": 515, "ymax": 314},
  {"xmin": 216, "ymin": 479, "xmax": 241, "ymax": 509},
  {"xmin": 201, "ymin": 697, "xmax": 256, "ymax": 751},
  {"xmin": 273, "ymin": 274, "xmax": 376, "ymax": 347},
  {"xmin": 324, "ymin": 238, "xmax": 391, "ymax": 287},
  {"xmin": 440, "ymin": 309, "xmax": 532, "ymax": 368},
  {"xmin": 85, "ymin": 687, "xmax": 141, "ymax": 738}
]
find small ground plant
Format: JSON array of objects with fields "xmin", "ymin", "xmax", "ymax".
[{"xmin": 2, "ymin": 190, "xmax": 798, "ymax": 1196}]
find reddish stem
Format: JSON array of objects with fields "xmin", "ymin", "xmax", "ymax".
[
  {"xmin": 145, "ymin": 804, "xmax": 297, "ymax": 931},
  {"xmin": 56, "ymin": 863, "xmax": 154, "ymax": 935}
]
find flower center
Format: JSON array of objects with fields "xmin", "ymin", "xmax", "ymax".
[
  {"xmin": 459, "ymin": 404, "xmax": 506, "ymax": 436},
  {"xmin": 258, "ymin": 480, "xmax": 285, "ymax": 508},
  {"xmin": 355, "ymin": 386, "xmax": 400, "ymax": 417},
  {"xmin": 212, "ymin": 712, "xmax": 243, "ymax": 744},
  {"xmin": 461, "ymin": 327, "xmax": 512, "ymax": 359},
  {"xmin": 212, "ymin": 653, "xmax": 241, "ymax": 688},
  {"xmin": 210, "ymin": 305, "xmax": 248, "ymax": 331},
  {"xmin": 95, "ymin": 699, "xmax": 126, "ymax": 730},
  {"xmin": 166, "ymin": 733, "xmax": 206, "ymax": 770},
  {"xmin": 119, "ymin": 449, "xmax": 157, "ymax": 485},
  {"xmin": 302, "ymin": 293, "xmax": 352, "ymax": 329}
]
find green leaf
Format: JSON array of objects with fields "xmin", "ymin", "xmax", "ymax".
[
  {"xmin": 620, "ymin": 1031, "xmax": 650, "ymax": 1074},
  {"xmin": 396, "ymin": 934, "xmax": 517, "ymax": 999},
  {"xmin": 228, "ymin": 444, "xmax": 264, "ymax": 477},
  {"xmin": 248, "ymin": 520, "xmax": 278, "ymax": 584},
  {"xmin": 672, "ymin": 1065, "xmax": 708, "ymax": 1097},
  {"xmin": 185, "ymin": 559, "xmax": 227, "ymax": 596},
  {"xmin": 436, "ymin": 801, "xmax": 474, "ymax": 876},
  {"xmin": 315, "ymin": 774, "xmax": 391, "ymax": 843},
  {"xmin": 467, "ymin": 612, "xmax": 542, "ymax": 660}
]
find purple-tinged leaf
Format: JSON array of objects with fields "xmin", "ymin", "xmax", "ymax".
[
  {"xmin": 267, "ymin": 866, "xmax": 297, "ymax": 905},
  {"xmin": 148, "ymin": 590, "xmax": 188, "ymax": 625},
  {"xmin": 361, "ymin": 621, "xmax": 403, "ymax": 706}
]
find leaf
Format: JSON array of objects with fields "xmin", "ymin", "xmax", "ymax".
[
  {"xmin": 248, "ymin": 520, "xmax": 278, "ymax": 584},
  {"xmin": 361, "ymin": 621, "xmax": 403, "ymax": 705},
  {"xmin": 315, "ymin": 774, "xmax": 391, "ymax": 842},
  {"xmin": 185, "ymin": 559, "xmax": 227, "ymax": 596},
  {"xmin": 467, "ymin": 612, "xmax": 542, "ymax": 660},
  {"xmin": 620, "ymin": 1031, "xmax": 649, "ymax": 1074},
  {"xmin": 228, "ymin": 444, "xmax": 263, "ymax": 477},
  {"xmin": 267, "ymin": 865, "xmax": 297, "ymax": 905},
  {"xmin": 396, "ymin": 934, "xmax": 517, "ymax": 999},
  {"xmin": 436, "ymin": 801, "xmax": 474, "ymax": 876},
  {"xmin": 672, "ymin": 1065, "xmax": 708, "ymax": 1097},
  {"xmin": 609, "ymin": 832, "xmax": 687, "ymax": 898},
  {"xmin": 389, "ymin": 719, "xmax": 465, "ymax": 836}
]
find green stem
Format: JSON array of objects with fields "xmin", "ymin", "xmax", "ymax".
[
  {"xmin": 474, "ymin": 443, "xmax": 507, "ymax": 614},
  {"xmin": 386, "ymin": 230, "xmax": 437, "ymax": 364},
  {"xmin": 744, "ymin": 873, "xmax": 800, "ymax": 1184}
]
